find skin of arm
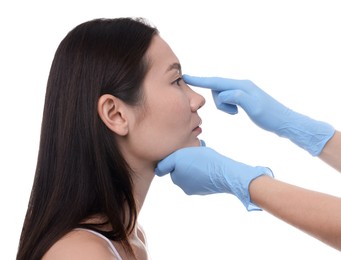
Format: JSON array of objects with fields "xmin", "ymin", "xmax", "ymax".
[
  {"xmin": 249, "ymin": 175, "xmax": 341, "ymax": 251},
  {"xmin": 249, "ymin": 131, "xmax": 341, "ymax": 250},
  {"xmin": 319, "ymin": 130, "xmax": 341, "ymax": 172}
]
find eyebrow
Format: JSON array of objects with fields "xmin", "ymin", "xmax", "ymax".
[{"xmin": 165, "ymin": 62, "xmax": 182, "ymax": 74}]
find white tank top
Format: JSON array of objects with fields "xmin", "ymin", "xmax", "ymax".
[{"xmin": 75, "ymin": 228, "xmax": 122, "ymax": 260}]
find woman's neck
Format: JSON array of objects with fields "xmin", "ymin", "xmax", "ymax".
[{"xmin": 131, "ymin": 164, "xmax": 155, "ymax": 214}]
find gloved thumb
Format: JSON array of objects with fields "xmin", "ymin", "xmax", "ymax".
[
  {"xmin": 212, "ymin": 90, "xmax": 238, "ymax": 115},
  {"xmin": 217, "ymin": 89, "xmax": 252, "ymax": 114},
  {"xmin": 154, "ymin": 152, "xmax": 177, "ymax": 177},
  {"xmin": 199, "ymin": 139, "xmax": 206, "ymax": 147},
  {"xmin": 155, "ymin": 140, "xmax": 206, "ymax": 177}
]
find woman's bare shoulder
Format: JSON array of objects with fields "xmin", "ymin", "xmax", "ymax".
[
  {"xmin": 42, "ymin": 229, "xmax": 120, "ymax": 260},
  {"xmin": 137, "ymin": 223, "xmax": 147, "ymax": 244}
]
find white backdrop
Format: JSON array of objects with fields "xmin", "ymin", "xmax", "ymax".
[{"xmin": 1, "ymin": 0, "xmax": 341, "ymax": 259}]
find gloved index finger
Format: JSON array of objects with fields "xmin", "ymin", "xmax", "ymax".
[{"xmin": 183, "ymin": 74, "xmax": 243, "ymax": 91}]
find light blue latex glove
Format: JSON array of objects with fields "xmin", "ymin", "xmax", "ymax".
[
  {"xmin": 155, "ymin": 142, "xmax": 273, "ymax": 211},
  {"xmin": 183, "ymin": 75, "xmax": 335, "ymax": 156}
]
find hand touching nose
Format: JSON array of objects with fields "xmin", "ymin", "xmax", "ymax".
[{"xmin": 183, "ymin": 74, "xmax": 334, "ymax": 156}]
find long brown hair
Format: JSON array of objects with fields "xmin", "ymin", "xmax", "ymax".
[{"xmin": 17, "ymin": 17, "xmax": 157, "ymax": 260}]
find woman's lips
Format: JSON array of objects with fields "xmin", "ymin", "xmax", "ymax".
[
  {"xmin": 192, "ymin": 118, "xmax": 202, "ymax": 134},
  {"xmin": 193, "ymin": 126, "xmax": 202, "ymax": 134}
]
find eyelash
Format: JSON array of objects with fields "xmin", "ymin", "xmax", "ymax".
[{"xmin": 172, "ymin": 77, "xmax": 183, "ymax": 86}]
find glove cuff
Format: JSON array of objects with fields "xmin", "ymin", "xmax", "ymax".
[
  {"xmin": 240, "ymin": 167, "xmax": 274, "ymax": 212},
  {"xmin": 277, "ymin": 111, "xmax": 335, "ymax": 156}
]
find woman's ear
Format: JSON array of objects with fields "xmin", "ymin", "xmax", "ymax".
[{"xmin": 97, "ymin": 94, "xmax": 129, "ymax": 136}]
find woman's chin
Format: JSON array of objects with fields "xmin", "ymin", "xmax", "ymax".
[
  {"xmin": 194, "ymin": 138, "xmax": 202, "ymax": 147},
  {"xmin": 182, "ymin": 138, "xmax": 202, "ymax": 148}
]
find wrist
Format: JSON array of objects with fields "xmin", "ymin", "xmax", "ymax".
[
  {"xmin": 249, "ymin": 174, "xmax": 273, "ymax": 208},
  {"xmin": 277, "ymin": 111, "xmax": 335, "ymax": 156},
  {"xmin": 239, "ymin": 166, "xmax": 274, "ymax": 211}
]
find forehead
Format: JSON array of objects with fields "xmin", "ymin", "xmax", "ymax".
[{"xmin": 146, "ymin": 35, "xmax": 180, "ymax": 72}]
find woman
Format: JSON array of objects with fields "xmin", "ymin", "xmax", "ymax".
[{"xmin": 17, "ymin": 17, "xmax": 205, "ymax": 259}]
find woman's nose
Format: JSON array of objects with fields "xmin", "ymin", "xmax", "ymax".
[{"xmin": 187, "ymin": 86, "xmax": 205, "ymax": 112}]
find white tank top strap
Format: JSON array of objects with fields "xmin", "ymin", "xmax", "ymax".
[{"xmin": 75, "ymin": 228, "xmax": 122, "ymax": 260}]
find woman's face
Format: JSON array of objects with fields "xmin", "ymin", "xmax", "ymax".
[{"xmin": 122, "ymin": 35, "xmax": 205, "ymax": 169}]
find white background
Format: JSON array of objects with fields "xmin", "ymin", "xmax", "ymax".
[{"xmin": 1, "ymin": 0, "xmax": 341, "ymax": 259}]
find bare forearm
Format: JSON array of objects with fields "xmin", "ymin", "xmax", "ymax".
[
  {"xmin": 319, "ymin": 130, "xmax": 341, "ymax": 172},
  {"xmin": 249, "ymin": 175, "xmax": 341, "ymax": 250}
]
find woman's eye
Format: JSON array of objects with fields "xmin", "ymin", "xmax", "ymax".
[{"xmin": 172, "ymin": 77, "xmax": 183, "ymax": 86}]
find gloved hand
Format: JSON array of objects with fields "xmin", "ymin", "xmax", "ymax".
[
  {"xmin": 183, "ymin": 75, "xmax": 335, "ymax": 156},
  {"xmin": 155, "ymin": 143, "xmax": 273, "ymax": 211}
]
